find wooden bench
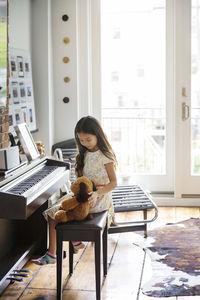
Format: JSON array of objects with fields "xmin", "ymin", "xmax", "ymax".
[{"xmin": 56, "ymin": 211, "xmax": 108, "ymax": 300}]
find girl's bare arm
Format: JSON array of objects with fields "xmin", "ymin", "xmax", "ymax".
[
  {"xmin": 88, "ymin": 162, "xmax": 117, "ymax": 206},
  {"xmin": 96, "ymin": 162, "xmax": 117, "ymax": 196}
]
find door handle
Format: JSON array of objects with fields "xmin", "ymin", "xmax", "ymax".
[{"xmin": 182, "ymin": 102, "xmax": 190, "ymax": 121}]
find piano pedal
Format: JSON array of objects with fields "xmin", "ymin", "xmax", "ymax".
[
  {"xmin": 13, "ymin": 269, "xmax": 30, "ymax": 273},
  {"xmin": 7, "ymin": 277, "xmax": 23, "ymax": 283},
  {"xmin": 10, "ymin": 273, "xmax": 29, "ymax": 277},
  {"xmin": 7, "ymin": 269, "xmax": 30, "ymax": 284}
]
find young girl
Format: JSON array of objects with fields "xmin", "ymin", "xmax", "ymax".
[{"xmin": 32, "ymin": 115, "xmax": 117, "ymax": 265}]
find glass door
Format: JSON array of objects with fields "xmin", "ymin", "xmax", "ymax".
[
  {"xmin": 177, "ymin": 0, "xmax": 200, "ymax": 196},
  {"xmin": 101, "ymin": 0, "xmax": 174, "ymax": 192}
]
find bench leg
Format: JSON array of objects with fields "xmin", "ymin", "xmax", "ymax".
[
  {"xmin": 69, "ymin": 241, "xmax": 74, "ymax": 274},
  {"xmin": 103, "ymin": 223, "xmax": 108, "ymax": 276},
  {"xmin": 95, "ymin": 232, "xmax": 101, "ymax": 300},
  {"xmin": 143, "ymin": 210, "xmax": 147, "ymax": 237},
  {"xmin": 56, "ymin": 232, "xmax": 63, "ymax": 300}
]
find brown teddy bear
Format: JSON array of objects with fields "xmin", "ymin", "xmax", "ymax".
[{"xmin": 54, "ymin": 176, "xmax": 93, "ymax": 223}]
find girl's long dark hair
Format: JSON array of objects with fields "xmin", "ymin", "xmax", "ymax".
[{"xmin": 74, "ymin": 116, "xmax": 117, "ymax": 176}]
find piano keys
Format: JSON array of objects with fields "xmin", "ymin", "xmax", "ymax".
[
  {"xmin": 0, "ymin": 156, "xmax": 70, "ymax": 294},
  {"xmin": 0, "ymin": 157, "xmax": 70, "ymax": 219}
]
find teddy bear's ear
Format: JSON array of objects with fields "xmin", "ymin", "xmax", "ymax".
[
  {"xmin": 92, "ymin": 181, "xmax": 96, "ymax": 191},
  {"xmin": 71, "ymin": 176, "xmax": 93, "ymax": 194},
  {"xmin": 76, "ymin": 182, "xmax": 90, "ymax": 203}
]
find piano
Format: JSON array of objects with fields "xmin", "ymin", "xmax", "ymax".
[{"xmin": 0, "ymin": 156, "xmax": 70, "ymax": 294}]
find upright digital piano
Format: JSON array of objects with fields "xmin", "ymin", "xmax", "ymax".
[{"xmin": 0, "ymin": 156, "xmax": 70, "ymax": 294}]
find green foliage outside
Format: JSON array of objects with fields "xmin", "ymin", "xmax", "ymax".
[
  {"xmin": 0, "ymin": 20, "xmax": 7, "ymax": 102},
  {"xmin": 193, "ymin": 155, "xmax": 200, "ymax": 174},
  {"xmin": 0, "ymin": 22, "xmax": 7, "ymax": 69}
]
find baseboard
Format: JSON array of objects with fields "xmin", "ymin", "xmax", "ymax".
[{"xmin": 152, "ymin": 196, "xmax": 200, "ymax": 207}]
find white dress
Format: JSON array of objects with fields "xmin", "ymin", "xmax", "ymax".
[{"xmin": 83, "ymin": 150, "xmax": 114, "ymax": 218}]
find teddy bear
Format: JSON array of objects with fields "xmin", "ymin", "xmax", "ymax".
[{"xmin": 54, "ymin": 176, "xmax": 94, "ymax": 223}]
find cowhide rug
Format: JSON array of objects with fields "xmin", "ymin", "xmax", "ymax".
[{"xmin": 134, "ymin": 218, "xmax": 200, "ymax": 297}]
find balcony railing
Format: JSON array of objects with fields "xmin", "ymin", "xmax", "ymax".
[{"xmin": 102, "ymin": 108, "xmax": 166, "ymax": 183}]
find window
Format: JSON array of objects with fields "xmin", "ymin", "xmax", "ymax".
[{"xmin": 101, "ymin": 0, "xmax": 166, "ymax": 183}]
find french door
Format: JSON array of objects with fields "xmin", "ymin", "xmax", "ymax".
[
  {"xmin": 101, "ymin": 0, "xmax": 173, "ymax": 192},
  {"xmin": 100, "ymin": 0, "xmax": 200, "ymax": 196},
  {"xmin": 175, "ymin": 0, "xmax": 200, "ymax": 197}
]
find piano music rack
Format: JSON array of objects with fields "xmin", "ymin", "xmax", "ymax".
[{"xmin": 53, "ymin": 147, "xmax": 158, "ymax": 235}]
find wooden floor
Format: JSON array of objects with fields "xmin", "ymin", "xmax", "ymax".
[{"xmin": 1, "ymin": 207, "xmax": 200, "ymax": 300}]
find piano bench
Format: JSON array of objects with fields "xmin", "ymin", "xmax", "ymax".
[{"xmin": 55, "ymin": 211, "xmax": 108, "ymax": 300}]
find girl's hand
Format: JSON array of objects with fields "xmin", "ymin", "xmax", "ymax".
[{"xmin": 88, "ymin": 191, "xmax": 98, "ymax": 208}]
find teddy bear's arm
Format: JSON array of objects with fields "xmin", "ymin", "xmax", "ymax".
[{"xmin": 61, "ymin": 196, "xmax": 80, "ymax": 211}]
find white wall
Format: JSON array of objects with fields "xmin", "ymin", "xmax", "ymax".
[
  {"xmin": 51, "ymin": 0, "xmax": 101, "ymax": 143},
  {"xmin": 51, "ymin": 0, "xmax": 78, "ymax": 143},
  {"xmin": 8, "ymin": 0, "xmax": 101, "ymax": 153},
  {"xmin": 31, "ymin": 0, "xmax": 54, "ymax": 154}
]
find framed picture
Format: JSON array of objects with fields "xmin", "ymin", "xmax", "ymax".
[
  {"xmin": 10, "ymin": 55, "xmax": 17, "ymax": 78},
  {"xmin": 24, "ymin": 57, "xmax": 31, "ymax": 78},
  {"xmin": 19, "ymin": 82, "xmax": 26, "ymax": 102},
  {"xmin": 26, "ymin": 85, "xmax": 32, "ymax": 97},
  {"xmin": 11, "ymin": 81, "xmax": 19, "ymax": 104},
  {"xmin": 21, "ymin": 107, "xmax": 27, "ymax": 123},
  {"xmin": 17, "ymin": 56, "xmax": 24, "ymax": 77}
]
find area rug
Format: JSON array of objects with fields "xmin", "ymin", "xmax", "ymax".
[{"xmin": 133, "ymin": 218, "xmax": 200, "ymax": 297}]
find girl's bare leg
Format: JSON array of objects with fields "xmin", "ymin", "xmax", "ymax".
[
  {"xmin": 48, "ymin": 217, "xmax": 85, "ymax": 254},
  {"xmin": 48, "ymin": 216, "xmax": 57, "ymax": 255},
  {"xmin": 32, "ymin": 216, "xmax": 57, "ymax": 265}
]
